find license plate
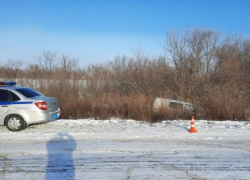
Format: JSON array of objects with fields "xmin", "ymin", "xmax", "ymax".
[{"xmin": 51, "ymin": 114, "xmax": 58, "ymax": 120}]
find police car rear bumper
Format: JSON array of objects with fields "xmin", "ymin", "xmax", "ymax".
[{"xmin": 24, "ymin": 109, "xmax": 61, "ymax": 125}]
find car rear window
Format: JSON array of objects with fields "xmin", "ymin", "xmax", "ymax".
[{"xmin": 15, "ymin": 88, "xmax": 42, "ymax": 98}]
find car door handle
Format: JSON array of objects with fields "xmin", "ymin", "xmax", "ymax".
[{"xmin": 1, "ymin": 105, "xmax": 9, "ymax": 107}]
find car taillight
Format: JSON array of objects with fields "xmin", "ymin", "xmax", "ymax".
[{"xmin": 35, "ymin": 102, "xmax": 48, "ymax": 110}]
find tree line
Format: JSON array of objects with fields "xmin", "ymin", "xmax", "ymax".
[{"xmin": 1, "ymin": 27, "xmax": 250, "ymax": 121}]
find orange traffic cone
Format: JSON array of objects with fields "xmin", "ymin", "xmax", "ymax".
[{"xmin": 189, "ymin": 116, "xmax": 198, "ymax": 133}]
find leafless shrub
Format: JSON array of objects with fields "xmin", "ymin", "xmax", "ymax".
[{"xmin": 204, "ymin": 93, "xmax": 246, "ymax": 120}]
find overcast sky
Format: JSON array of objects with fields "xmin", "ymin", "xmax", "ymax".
[{"xmin": 0, "ymin": 0, "xmax": 250, "ymax": 67}]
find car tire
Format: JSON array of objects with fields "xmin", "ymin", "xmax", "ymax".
[{"xmin": 5, "ymin": 115, "xmax": 27, "ymax": 131}]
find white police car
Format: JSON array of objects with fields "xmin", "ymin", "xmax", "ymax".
[{"xmin": 0, "ymin": 81, "xmax": 60, "ymax": 131}]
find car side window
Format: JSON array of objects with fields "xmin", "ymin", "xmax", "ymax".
[
  {"xmin": 0, "ymin": 89, "xmax": 10, "ymax": 102},
  {"xmin": 9, "ymin": 91, "xmax": 21, "ymax": 101},
  {"xmin": 169, "ymin": 101, "xmax": 183, "ymax": 110}
]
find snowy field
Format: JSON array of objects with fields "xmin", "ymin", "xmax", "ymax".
[{"xmin": 0, "ymin": 119, "xmax": 250, "ymax": 180}]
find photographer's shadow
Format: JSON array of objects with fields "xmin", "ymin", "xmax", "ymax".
[{"xmin": 45, "ymin": 132, "xmax": 76, "ymax": 180}]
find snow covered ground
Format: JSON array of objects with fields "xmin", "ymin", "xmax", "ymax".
[{"xmin": 0, "ymin": 119, "xmax": 250, "ymax": 180}]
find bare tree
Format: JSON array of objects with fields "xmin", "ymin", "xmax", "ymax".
[
  {"xmin": 35, "ymin": 50, "xmax": 58, "ymax": 80},
  {"xmin": 4, "ymin": 60, "xmax": 25, "ymax": 81},
  {"xmin": 164, "ymin": 28, "xmax": 219, "ymax": 101},
  {"xmin": 60, "ymin": 55, "xmax": 79, "ymax": 77}
]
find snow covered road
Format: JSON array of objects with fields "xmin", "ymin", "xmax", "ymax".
[{"xmin": 1, "ymin": 119, "xmax": 250, "ymax": 180}]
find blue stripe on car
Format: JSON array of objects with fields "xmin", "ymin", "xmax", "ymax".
[
  {"xmin": 0, "ymin": 102, "xmax": 33, "ymax": 105},
  {"xmin": 0, "ymin": 102, "xmax": 11, "ymax": 105},
  {"xmin": 12, "ymin": 102, "xmax": 33, "ymax": 105}
]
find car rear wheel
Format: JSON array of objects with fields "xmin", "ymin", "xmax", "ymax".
[{"xmin": 5, "ymin": 115, "xmax": 27, "ymax": 131}]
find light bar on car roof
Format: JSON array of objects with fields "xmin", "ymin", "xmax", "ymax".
[{"xmin": 0, "ymin": 81, "xmax": 17, "ymax": 86}]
